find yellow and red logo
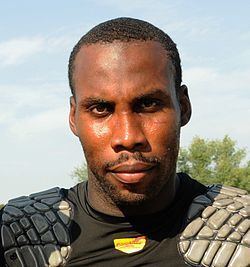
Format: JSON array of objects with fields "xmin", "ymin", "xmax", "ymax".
[{"xmin": 114, "ymin": 236, "xmax": 147, "ymax": 254}]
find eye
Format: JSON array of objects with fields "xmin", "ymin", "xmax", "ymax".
[
  {"xmin": 141, "ymin": 99, "xmax": 158, "ymax": 108},
  {"xmin": 90, "ymin": 103, "xmax": 113, "ymax": 116},
  {"xmin": 135, "ymin": 98, "xmax": 163, "ymax": 112}
]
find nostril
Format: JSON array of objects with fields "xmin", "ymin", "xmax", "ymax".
[
  {"xmin": 112, "ymin": 141, "xmax": 145, "ymax": 153},
  {"xmin": 110, "ymin": 115, "xmax": 149, "ymax": 152},
  {"xmin": 111, "ymin": 132, "xmax": 150, "ymax": 153}
]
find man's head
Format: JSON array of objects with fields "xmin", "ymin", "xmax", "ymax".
[{"xmin": 68, "ymin": 17, "xmax": 191, "ymax": 214}]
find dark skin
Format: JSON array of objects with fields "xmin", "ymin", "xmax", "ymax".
[{"xmin": 69, "ymin": 41, "xmax": 191, "ymax": 217}]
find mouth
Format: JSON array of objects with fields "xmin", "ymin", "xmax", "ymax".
[{"xmin": 107, "ymin": 162, "xmax": 156, "ymax": 184}]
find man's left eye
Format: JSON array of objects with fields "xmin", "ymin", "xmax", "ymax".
[
  {"xmin": 134, "ymin": 98, "xmax": 163, "ymax": 113},
  {"xmin": 141, "ymin": 99, "xmax": 158, "ymax": 108}
]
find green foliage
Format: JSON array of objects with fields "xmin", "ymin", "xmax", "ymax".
[
  {"xmin": 178, "ymin": 135, "xmax": 250, "ymax": 191},
  {"xmin": 0, "ymin": 204, "xmax": 4, "ymax": 210},
  {"xmin": 72, "ymin": 135, "xmax": 250, "ymax": 192},
  {"xmin": 71, "ymin": 162, "xmax": 88, "ymax": 182}
]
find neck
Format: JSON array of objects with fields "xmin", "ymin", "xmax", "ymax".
[{"xmin": 88, "ymin": 173, "xmax": 180, "ymax": 217}]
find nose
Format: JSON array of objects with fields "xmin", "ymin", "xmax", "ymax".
[{"xmin": 111, "ymin": 113, "xmax": 149, "ymax": 152}]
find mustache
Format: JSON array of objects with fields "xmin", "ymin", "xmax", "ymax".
[{"xmin": 104, "ymin": 152, "xmax": 161, "ymax": 170}]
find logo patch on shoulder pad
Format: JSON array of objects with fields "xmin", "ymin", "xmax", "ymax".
[{"xmin": 114, "ymin": 236, "xmax": 146, "ymax": 254}]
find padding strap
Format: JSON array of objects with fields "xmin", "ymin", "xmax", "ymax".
[
  {"xmin": 1, "ymin": 187, "xmax": 72, "ymax": 267},
  {"xmin": 178, "ymin": 184, "xmax": 250, "ymax": 267}
]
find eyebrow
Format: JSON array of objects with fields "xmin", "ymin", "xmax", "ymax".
[
  {"xmin": 79, "ymin": 97, "xmax": 114, "ymax": 108},
  {"xmin": 79, "ymin": 89, "xmax": 170, "ymax": 107},
  {"xmin": 133, "ymin": 89, "xmax": 170, "ymax": 102}
]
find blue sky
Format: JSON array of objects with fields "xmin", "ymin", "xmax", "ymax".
[{"xmin": 1, "ymin": 0, "xmax": 250, "ymax": 203}]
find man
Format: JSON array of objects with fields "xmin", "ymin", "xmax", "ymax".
[{"xmin": 1, "ymin": 17, "xmax": 249, "ymax": 267}]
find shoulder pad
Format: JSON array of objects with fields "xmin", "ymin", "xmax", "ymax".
[
  {"xmin": 1, "ymin": 187, "xmax": 73, "ymax": 267},
  {"xmin": 178, "ymin": 184, "xmax": 250, "ymax": 267}
]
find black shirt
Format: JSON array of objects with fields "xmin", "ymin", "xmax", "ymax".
[{"xmin": 63, "ymin": 173, "xmax": 207, "ymax": 266}]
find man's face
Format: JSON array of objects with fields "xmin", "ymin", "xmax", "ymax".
[{"xmin": 70, "ymin": 41, "xmax": 191, "ymax": 206}]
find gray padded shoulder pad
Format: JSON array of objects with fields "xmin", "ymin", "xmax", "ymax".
[
  {"xmin": 178, "ymin": 184, "xmax": 250, "ymax": 267},
  {"xmin": 1, "ymin": 187, "xmax": 73, "ymax": 267}
]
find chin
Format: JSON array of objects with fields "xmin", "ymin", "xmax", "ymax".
[
  {"xmin": 110, "ymin": 189, "xmax": 150, "ymax": 206},
  {"xmin": 96, "ymin": 175, "xmax": 162, "ymax": 207}
]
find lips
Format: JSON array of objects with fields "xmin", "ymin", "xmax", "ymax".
[{"xmin": 107, "ymin": 162, "xmax": 156, "ymax": 184}]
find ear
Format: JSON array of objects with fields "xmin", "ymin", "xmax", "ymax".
[
  {"xmin": 69, "ymin": 96, "xmax": 79, "ymax": 136},
  {"xmin": 178, "ymin": 85, "xmax": 192, "ymax": 126}
]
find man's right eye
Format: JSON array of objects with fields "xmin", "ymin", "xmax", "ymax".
[{"xmin": 89, "ymin": 104, "xmax": 113, "ymax": 116}]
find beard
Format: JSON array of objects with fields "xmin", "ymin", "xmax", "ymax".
[{"xmin": 87, "ymin": 150, "xmax": 178, "ymax": 207}]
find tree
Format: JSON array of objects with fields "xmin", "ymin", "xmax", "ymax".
[
  {"xmin": 72, "ymin": 135, "xmax": 250, "ymax": 192},
  {"xmin": 0, "ymin": 204, "xmax": 4, "ymax": 210},
  {"xmin": 178, "ymin": 135, "xmax": 250, "ymax": 191},
  {"xmin": 71, "ymin": 162, "xmax": 88, "ymax": 183}
]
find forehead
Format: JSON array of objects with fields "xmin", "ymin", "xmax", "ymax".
[{"xmin": 73, "ymin": 41, "xmax": 175, "ymax": 99}]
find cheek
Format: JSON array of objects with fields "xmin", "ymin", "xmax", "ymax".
[
  {"xmin": 145, "ymin": 117, "xmax": 180, "ymax": 154},
  {"xmin": 77, "ymin": 120, "xmax": 110, "ymax": 156},
  {"xmin": 92, "ymin": 122, "xmax": 110, "ymax": 138},
  {"xmin": 77, "ymin": 117, "xmax": 110, "ymax": 140}
]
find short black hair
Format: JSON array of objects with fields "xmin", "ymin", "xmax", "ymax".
[{"xmin": 68, "ymin": 17, "xmax": 182, "ymax": 96}]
